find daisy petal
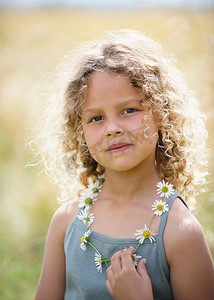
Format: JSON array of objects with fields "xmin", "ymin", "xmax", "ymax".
[
  {"xmin": 152, "ymin": 199, "xmax": 169, "ymax": 216},
  {"xmin": 78, "ymin": 208, "xmax": 95, "ymax": 226},
  {"xmin": 134, "ymin": 225, "xmax": 156, "ymax": 244},
  {"xmin": 80, "ymin": 229, "xmax": 92, "ymax": 251},
  {"xmin": 156, "ymin": 180, "xmax": 174, "ymax": 198},
  {"xmin": 94, "ymin": 253, "xmax": 103, "ymax": 273}
]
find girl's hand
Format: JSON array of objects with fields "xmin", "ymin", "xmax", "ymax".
[{"xmin": 106, "ymin": 247, "xmax": 154, "ymax": 300}]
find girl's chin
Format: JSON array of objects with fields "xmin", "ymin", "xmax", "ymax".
[{"xmin": 101, "ymin": 162, "xmax": 142, "ymax": 173}]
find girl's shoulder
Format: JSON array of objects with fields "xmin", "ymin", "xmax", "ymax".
[
  {"xmin": 50, "ymin": 198, "xmax": 79, "ymax": 240},
  {"xmin": 164, "ymin": 197, "xmax": 207, "ymax": 264},
  {"xmin": 167, "ymin": 196, "xmax": 201, "ymax": 234},
  {"xmin": 164, "ymin": 197, "xmax": 214, "ymax": 299}
]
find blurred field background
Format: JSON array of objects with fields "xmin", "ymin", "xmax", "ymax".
[{"xmin": 0, "ymin": 5, "xmax": 214, "ymax": 299}]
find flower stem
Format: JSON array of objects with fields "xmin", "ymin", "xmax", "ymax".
[
  {"xmin": 87, "ymin": 241, "xmax": 109, "ymax": 268},
  {"xmin": 166, "ymin": 195, "xmax": 172, "ymax": 203},
  {"xmin": 135, "ymin": 242, "xmax": 141, "ymax": 253},
  {"xmin": 148, "ymin": 215, "xmax": 155, "ymax": 228}
]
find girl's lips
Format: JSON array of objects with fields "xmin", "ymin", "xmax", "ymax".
[{"xmin": 107, "ymin": 143, "xmax": 133, "ymax": 153}]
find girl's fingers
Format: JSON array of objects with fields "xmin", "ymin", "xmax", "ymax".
[
  {"xmin": 120, "ymin": 247, "xmax": 135, "ymax": 270},
  {"xmin": 106, "ymin": 265, "xmax": 115, "ymax": 297},
  {"xmin": 107, "ymin": 247, "xmax": 136, "ymax": 285},
  {"xmin": 137, "ymin": 258, "xmax": 150, "ymax": 279},
  {"xmin": 106, "ymin": 265, "xmax": 113, "ymax": 281},
  {"xmin": 106, "ymin": 249, "xmax": 153, "ymax": 300},
  {"xmin": 107, "ymin": 250, "xmax": 124, "ymax": 286},
  {"xmin": 105, "ymin": 279, "xmax": 113, "ymax": 295},
  {"xmin": 110, "ymin": 249, "xmax": 124, "ymax": 273}
]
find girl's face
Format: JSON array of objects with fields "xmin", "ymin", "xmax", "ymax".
[{"xmin": 82, "ymin": 71, "xmax": 158, "ymax": 173}]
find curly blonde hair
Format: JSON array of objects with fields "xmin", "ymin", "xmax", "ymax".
[{"xmin": 31, "ymin": 29, "xmax": 208, "ymax": 205}]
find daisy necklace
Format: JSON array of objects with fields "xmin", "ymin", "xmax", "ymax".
[{"xmin": 77, "ymin": 175, "xmax": 174, "ymax": 273}]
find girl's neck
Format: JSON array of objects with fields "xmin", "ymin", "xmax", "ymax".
[{"xmin": 100, "ymin": 161, "xmax": 160, "ymax": 204}]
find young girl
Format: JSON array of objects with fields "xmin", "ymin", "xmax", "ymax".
[{"xmin": 34, "ymin": 30, "xmax": 214, "ymax": 300}]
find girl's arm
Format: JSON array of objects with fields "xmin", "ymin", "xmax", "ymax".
[
  {"xmin": 35, "ymin": 201, "xmax": 78, "ymax": 300},
  {"xmin": 165, "ymin": 199, "xmax": 214, "ymax": 300}
]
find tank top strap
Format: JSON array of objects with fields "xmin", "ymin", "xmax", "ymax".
[{"xmin": 158, "ymin": 190, "xmax": 189, "ymax": 236}]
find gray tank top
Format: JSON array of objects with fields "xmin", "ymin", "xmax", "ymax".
[{"xmin": 64, "ymin": 190, "xmax": 188, "ymax": 300}]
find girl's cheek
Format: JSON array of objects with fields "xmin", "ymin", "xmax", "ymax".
[{"xmin": 84, "ymin": 130, "xmax": 100, "ymax": 148}]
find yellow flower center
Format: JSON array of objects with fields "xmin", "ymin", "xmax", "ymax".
[
  {"xmin": 143, "ymin": 230, "xmax": 151, "ymax": 238},
  {"xmin": 131, "ymin": 255, "xmax": 135, "ymax": 261},
  {"xmin": 157, "ymin": 204, "xmax": 164, "ymax": 211},
  {"xmin": 81, "ymin": 236, "xmax": 85, "ymax": 243},
  {"xmin": 162, "ymin": 186, "xmax": 168, "ymax": 193},
  {"xmin": 99, "ymin": 258, "xmax": 102, "ymax": 264}
]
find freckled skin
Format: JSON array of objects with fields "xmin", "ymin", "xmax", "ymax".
[{"xmin": 82, "ymin": 71, "xmax": 159, "ymax": 173}]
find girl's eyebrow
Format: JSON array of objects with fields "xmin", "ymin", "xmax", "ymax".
[{"xmin": 83, "ymin": 99, "xmax": 142, "ymax": 114}]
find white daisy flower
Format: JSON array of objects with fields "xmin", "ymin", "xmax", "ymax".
[
  {"xmin": 152, "ymin": 199, "xmax": 169, "ymax": 216},
  {"xmin": 134, "ymin": 225, "xmax": 156, "ymax": 244},
  {"xmin": 78, "ymin": 191, "xmax": 97, "ymax": 208},
  {"xmin": 77, "ymin": 208, "xmax": 95, "ymax": 226},
  {"xmin": 156, "ymin": 180, "xmax": 174, "ymax": 198},
  {"xmin": 80, "ymin": 229, "xmax": 92, "ymax": 251},
  {"xmin": 94, "ymin": 252, "xmax": 103, "ymax": 273},
  {"xmin": 87, "ymin": 180, "xmax": 102, "ymax": 196},
  {"xmin": 124, "ymin": 247, "xmax": 142, "ymax": 267},
  {"xmin": 131, "ymin": 253, "xmax": 142, "ymax": 267}
]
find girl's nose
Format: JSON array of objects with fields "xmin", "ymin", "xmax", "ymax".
[{"xmin": 105, "ymin": 120, "xmax": 124, "ymax": 137}]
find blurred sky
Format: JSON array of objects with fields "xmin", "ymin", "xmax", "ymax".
[{"xmin": 0, "ymin": 0, "xmax": 214, "ymax": 9}]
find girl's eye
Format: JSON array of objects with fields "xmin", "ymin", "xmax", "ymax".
[
  {"xmin": 89, "ymin": 115, "xmax": 103, "ymax": 123},
  {"xmin": 123, "ymin": 108, "xmax": 138, "ymax": 114}
]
